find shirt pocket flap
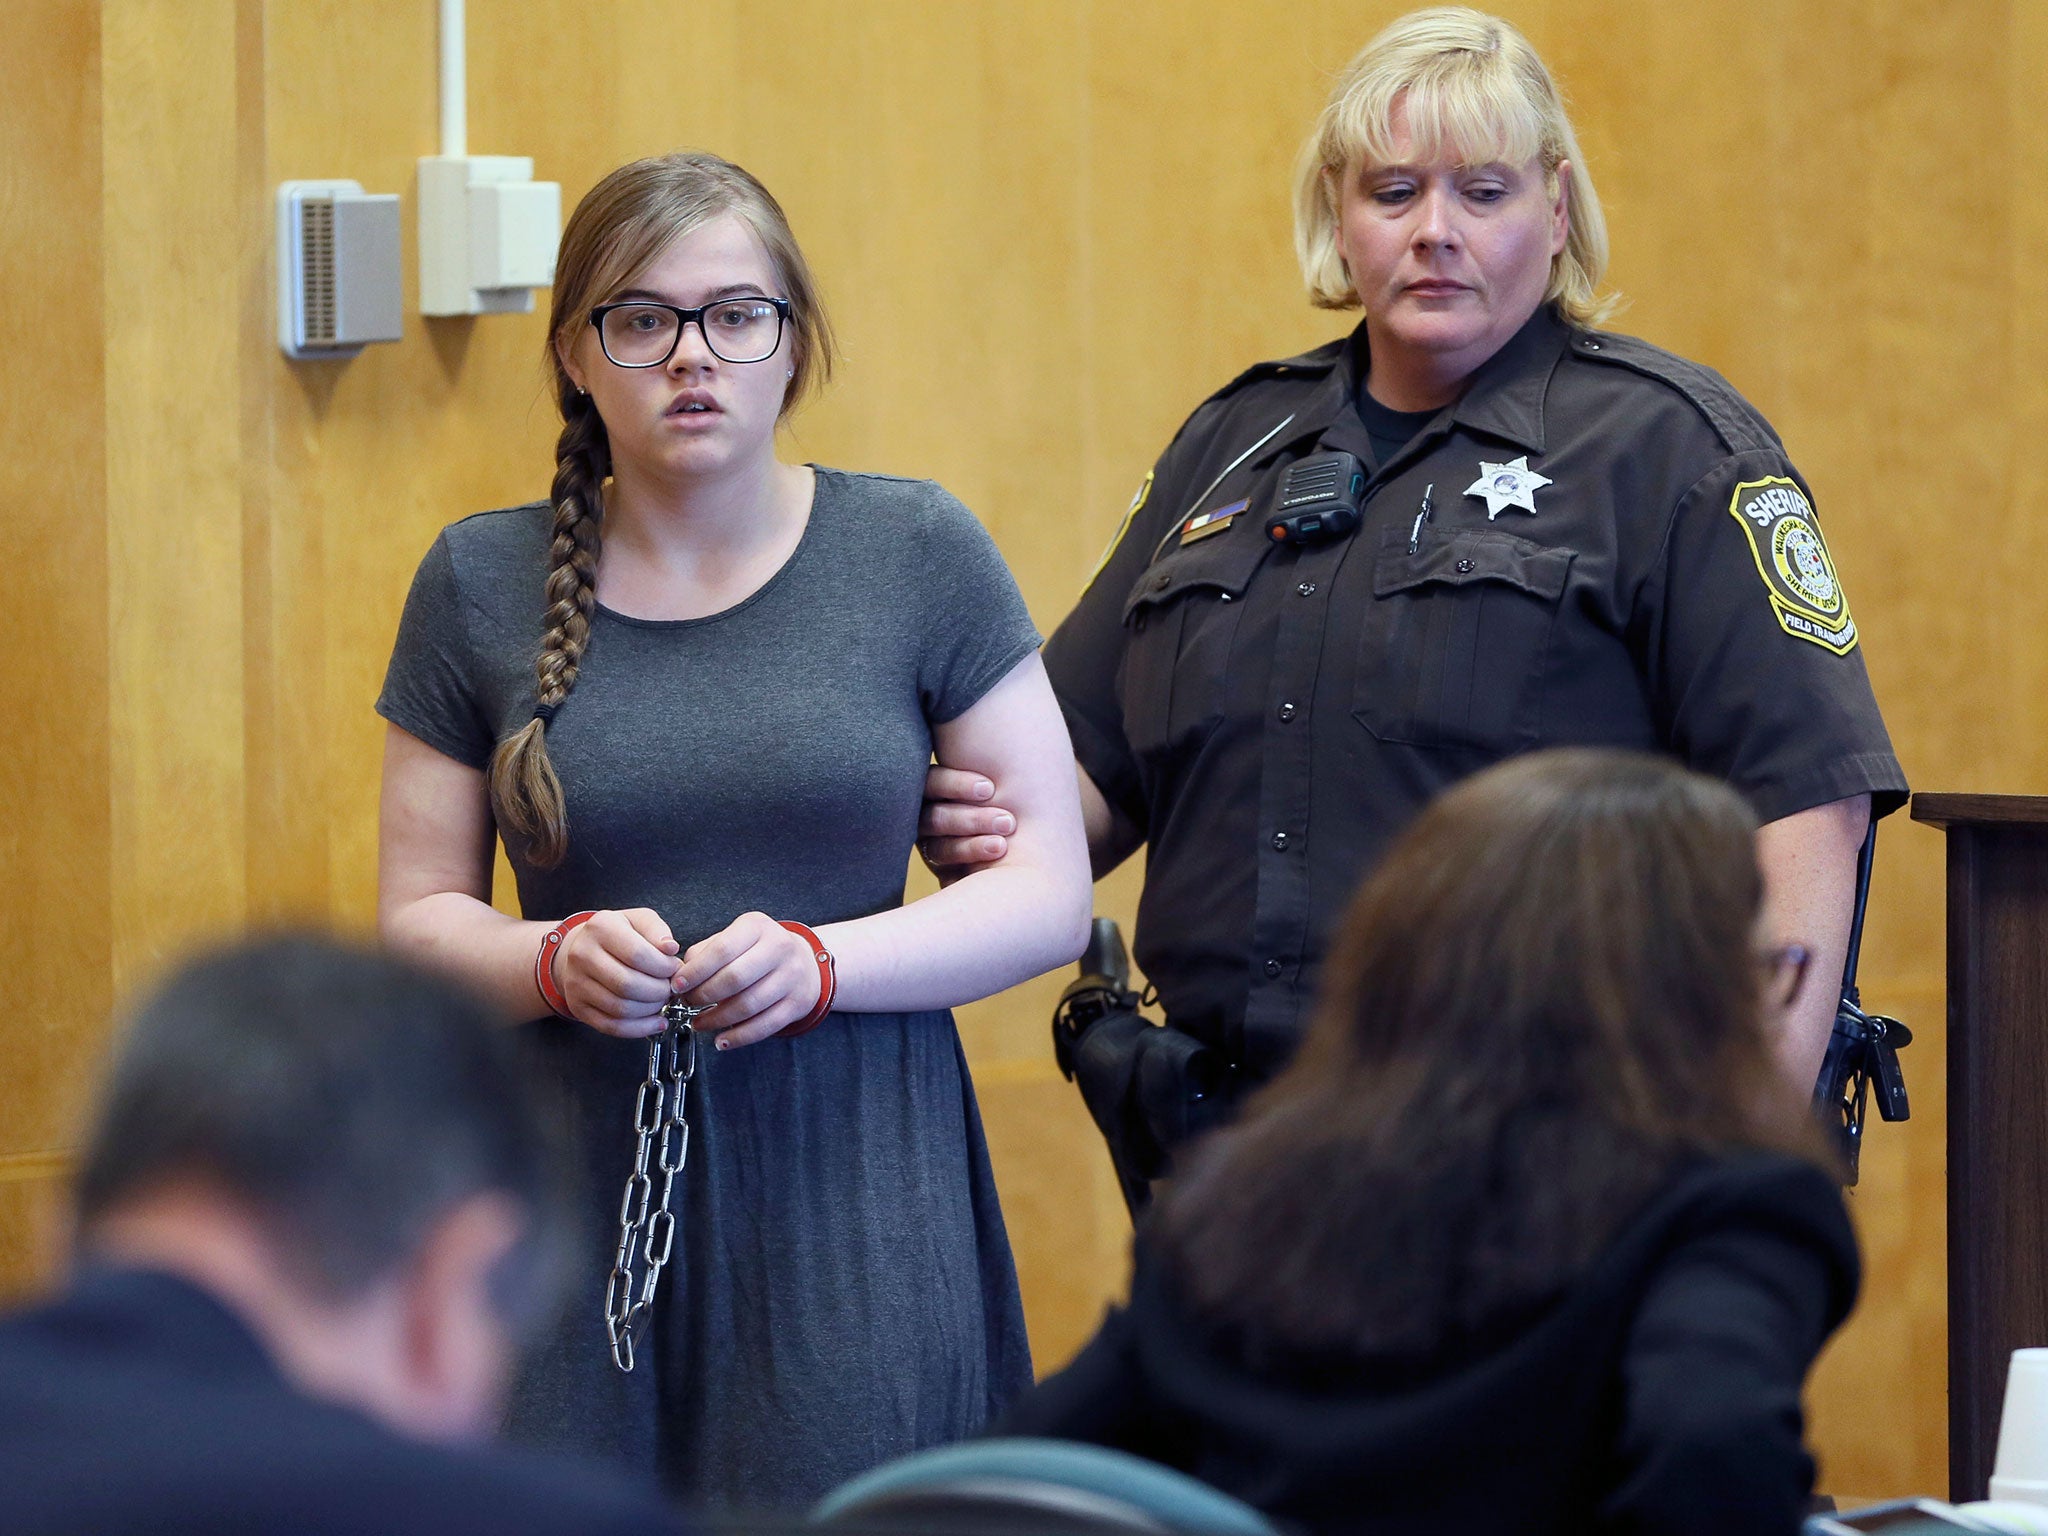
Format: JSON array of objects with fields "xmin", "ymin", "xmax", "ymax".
[
  {"xmin": 1373, "ymin": 531, "xmax": 1573, "ymax": 603},
  {"xmin": 1122, "ymin": 530, "xmax": 1275, "ymax": 624}
]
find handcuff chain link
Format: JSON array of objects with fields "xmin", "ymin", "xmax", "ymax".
[{"xmin": 604, "ymin": 998, "xmax": 704, "ymax": 1372}]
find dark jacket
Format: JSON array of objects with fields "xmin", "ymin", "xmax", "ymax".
[
  {"xmin": 0, "ymin": 1265, "xmax": 689, "ymax": 1536},
  {"xmin": 1042, "ymin": 306, "xmax": 1907, "ymax": 1078},
  {"xmin": 1003, "ymin": 1153, "xmax": 1858, "ymax": 1536}
]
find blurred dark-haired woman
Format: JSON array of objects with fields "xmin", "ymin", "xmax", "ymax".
[{"xmin": 1004, "ymin": 747, "xmax": 1857, "ymax": 1536}]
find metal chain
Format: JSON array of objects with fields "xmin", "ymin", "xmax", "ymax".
[{"xmin": 604, "ymin": 997, "xmax": 705, "ymax": 1372}]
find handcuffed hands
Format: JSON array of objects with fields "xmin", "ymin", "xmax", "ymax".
[
  {"xmin": 671, "ymin": 911, "xmax": 823, "ymax": 1051},
  {"xmin": 553, "ymin": 908, "xmax": 682, "ymax": 1038}
]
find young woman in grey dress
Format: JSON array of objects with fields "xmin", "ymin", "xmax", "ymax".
[{"xmin": 374, "ymin": 152, "xmax": 1091, "ymax": 1512}]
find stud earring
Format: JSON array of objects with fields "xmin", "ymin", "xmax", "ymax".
[{"xmin": 786, "ymin": 367, "xmax": 794, "ymax": 379}]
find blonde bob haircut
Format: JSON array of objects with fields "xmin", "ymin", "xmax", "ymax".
[{"xmin": 1293, "ymin": 6, "xmax": 1617, "ymax": 327}]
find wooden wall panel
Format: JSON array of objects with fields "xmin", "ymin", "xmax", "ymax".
[
  {"xmin": 0, "ymin": 1170, "xmax": 70, "ymax": 1308},
  {"xmin": 10, "ymin": 0, "xmax": 2037, "ymax": 1501},
  {"xmin": 101, "ymin": 0, "xmax": 251, "ymax": 993},
  {"xmin": 1811, "ymin": 978, "xmax": 1951, "ymax": 1495},
  {"xmin": 1, "ymin": 0, "xmax": 111, "ymax": 1180},
  {"xmin": 2011, "ymin": 0, "xmax": 2048, "ymax": 781}
]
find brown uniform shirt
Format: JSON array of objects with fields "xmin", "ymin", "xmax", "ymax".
[{"xmin": 1043, "ymin": 305, "xmax": 1907, "ymax": 1079}]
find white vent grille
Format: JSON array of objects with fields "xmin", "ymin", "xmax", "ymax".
[
  {"xmin": 278, "ymin": 179, "xmax": 401, "ymax": 360},
  {"xmin": 300, "ymin": 196, "xmax": 337, "ymax": 344}
]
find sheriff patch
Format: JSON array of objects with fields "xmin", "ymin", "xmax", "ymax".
[
  {"xmin": 1087, "ymin": 470, "xmax": 1154, "ymax": 585},
  {"xmin": 1727, "ymin": 477, "xmax": 1857, "ymax": 655}
]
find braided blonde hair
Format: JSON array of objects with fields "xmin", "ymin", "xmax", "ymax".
[{"xmin": 488, "ymin": 151, "xmax": 837, "ymax": 866}]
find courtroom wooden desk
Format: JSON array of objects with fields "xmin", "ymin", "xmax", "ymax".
[{"xmin": 1909, "ymin": 794, "xmax": 2048, "ymax": 1502}]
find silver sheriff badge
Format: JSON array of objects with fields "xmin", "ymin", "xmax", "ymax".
[{"xmin": 1464, "ymin": 456, "xmax": 1552, "ymax": 519}]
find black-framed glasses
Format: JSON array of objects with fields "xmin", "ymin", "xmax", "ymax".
[
  {"xmin": 1759, "ymin": 942, "xmax": 1813, "ymax": 1012},
  {"xmin": 588, "ymin": 296, "xmax": 791, "ymax": 368}
]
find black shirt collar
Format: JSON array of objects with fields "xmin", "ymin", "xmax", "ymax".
[
  {"xmin": 1271, "ymin": 303, "xmax": 1576, "ymax": 465},
  {"xmin": 1445, "ymin": 303, "xmax": 1574, "ymax": 454}
]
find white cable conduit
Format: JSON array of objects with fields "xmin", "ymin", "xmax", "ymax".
[{"xmin": 439, "ymin": 0, "xmax": 466, "ymax": 159}]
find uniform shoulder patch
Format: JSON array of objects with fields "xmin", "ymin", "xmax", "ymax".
[
  {"xmin": 1727, "ymin": 477, "xmax": 1858, "ymax": 655},
  {"xmin": 1085, "ymin": 470, "xmax": 1153, "ymax": 586}
]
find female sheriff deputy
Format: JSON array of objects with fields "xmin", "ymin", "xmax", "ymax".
[{"xmin": 925, "ymin": 6, "xmax": 1906, "ymax": 1107}]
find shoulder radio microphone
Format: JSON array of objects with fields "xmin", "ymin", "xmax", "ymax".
[{"xmin": 1265, "ymin": 451, "xmax": 1366, "ymax": 547}]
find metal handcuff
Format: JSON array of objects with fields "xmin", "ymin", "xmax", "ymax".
[{"xmin": 603, "ymin": 995, "xmax": 707, "ymax": 1372}]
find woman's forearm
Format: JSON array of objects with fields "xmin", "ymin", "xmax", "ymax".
[
  {"xmin": 380, "ymin": 891, "xmax": 552, "ymax": 1022},
  {"xmin": 378, "ymin": 726, "xmax": 554, "ymax": 1023},
  {"xmin": 818, "ymin": 852, "xmax": 1092, "ymax": 1014},
  {"xmin": 385, "ymin": 855, "xmax": 1092, "ymax": 1028},
  {"xmin": 1755, "ymin": 794, "xmax": 1869, "ymax": 1090},
  {"xmin": 385, "ymin": 840, "xmax": 1091, "ymax": 1025},
  {"xmin": 822, "ymin": 652, "xmax": 1093, "ymax": 1014}
]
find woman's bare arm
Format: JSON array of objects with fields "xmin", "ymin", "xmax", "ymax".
[
  {"xmin": 677, "ymin": 652, "xmax": 1094, "ymax": 1045},
  {"xmin": 1756, "ymin": 794, "xmax": 1870, "ymax": 1089},
  {"xmin": 920, "ymin": 758, "xmax": 1141, "ymax": 881},
  {"xmin": 377, "ymin": 724, "xmax": 679, "ymax": 1033}
]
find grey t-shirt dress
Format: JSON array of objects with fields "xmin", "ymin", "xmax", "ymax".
[{"xmin": 377, "ymin": 467, "xmax": 1039, "ymax": 1511}]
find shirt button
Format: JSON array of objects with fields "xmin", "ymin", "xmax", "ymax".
[
  {"xmin": 1277, "ymin": 702, "xmax": 1298, "ymax": 721},
  {"xmin": 1456, "ymin": 558, "xmax": 1475, "ymax": 574},
  {"xmin": 1271, "ymin": 831, "xmax": 1290, "ymax": 851},
  {"xmin": 1263, "ymin": 958, "xmax": 1283, "ymax": 978},
  {"xmin": 1297, "ymin": 581, "xmax": 1317, "ymax": 597}
]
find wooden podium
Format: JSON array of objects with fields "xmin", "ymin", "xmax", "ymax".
[{"xmin": 1909, "ymin": 794, "xmax": 2048, "ymax": 1500}]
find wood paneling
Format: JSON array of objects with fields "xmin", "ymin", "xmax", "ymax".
[
  {"xmin": 0, "ymin": 1168, "xmax": 70, "ymax": 1308},
  {"xmin": 1, "ymin": 1, "xmax": 112, "ymax": 1164},
  {"xmin": 1807, "ymin": 976, "xmax": 1949, "ymax": 1497},
  {"xmin": 101, "ymin": 0, "xmax": 250, "ymax": 992},
  {"xmin": 973, "ymin": 1061, "xmax": 1131, "ymax": 1370},
  {"xmin": 7, "ymin": 0, "xmax": 2030, "ymax": 1500}
]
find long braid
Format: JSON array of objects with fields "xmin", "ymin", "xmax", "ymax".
[
  {"xmin": 487, "ymin": 391, "xmax": 610, "ymax": 868},
  {"xmin": 488, "ymin": 150, "xmax": 838, "ymax": 867}
]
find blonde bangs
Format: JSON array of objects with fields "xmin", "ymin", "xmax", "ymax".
[{"xmin": 1330, "ymin": 61, "xmax": 1549, "ymax": 180}]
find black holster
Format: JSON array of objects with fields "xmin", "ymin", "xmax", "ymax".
[
  {"xmin": 1810, "ymin": 824, "xmax": 1912, "ymax": 1186},
  {"xmin": 1052, "ymin": 919, "xmax": 1235, "ymax": 1217},
  {"xmin": 1812, "ymin": 992, "xmax": 1911, "ymax": 1185}
]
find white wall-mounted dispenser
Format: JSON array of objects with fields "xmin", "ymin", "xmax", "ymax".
[
  {"xmin": 417, "ymin": 156, "xmax": 560, "ymax": 316},
  {"xmin": 276, "ymin": 180, "xmax": 403, "ymax": 361},
  {"xmin": 416, "ymin": 0, "xmax": 560, "ymax": 317}
]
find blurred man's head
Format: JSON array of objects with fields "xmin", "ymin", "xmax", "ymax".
[{"xmin": 73, "ymin": 934, "xmax": 566, "ymax": 1441}]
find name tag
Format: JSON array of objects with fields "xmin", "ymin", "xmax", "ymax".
[{"xmin": 1181, "ymin": 498, "xmax": 1248, "ymax": 546}]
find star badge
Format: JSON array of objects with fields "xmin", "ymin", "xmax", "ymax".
[{"xmin": 1463, "ymin": 456, "xmax": 1552, "ymax": 520}]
